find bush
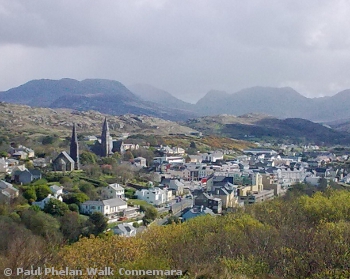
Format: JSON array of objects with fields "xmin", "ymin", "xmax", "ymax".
[
  {"xmin": 23, "ymin": 188, "xmax": 37, "ymax": 201},
  {"xmin": 43, "ymin": 199, "xmax": 69, "ymax": 217},
  {"xmin": 133, "ymin": 222, "xmax": 140, "ymax": 228},
  {"xmin": 68, "ymin": 203, "xmax": 79, "ymax": 212}
]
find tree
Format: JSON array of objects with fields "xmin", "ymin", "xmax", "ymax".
[
  {"xmin": 80, "ymin": 151, "xmax": 98, "ymax": 165},
  {"xmin": 23, "ymin": 188, "xmax": 37, "ymax": 202},
  {"xmin": 59, "ymin": 177, "xmax": 74, "ymax": 188},
  {"xmin": 81, "ymin": 164, "xmax": 102, "ymax": 178},
  {"xmin": 125, "ymin": 188, "xmax": 136, "ymax": 199},
  {"xmin": 21, "ymin": 210, "xmax": 62, "ymax": 242},
  {"xmin": 190, "ymin": 141, "xmax": 197, "ymax": 149},
  {"xmin": 25, "ymin": 161, "xmax": 34, "ymax": 169},
  {"xmin": 68, "ymin": 203, "xmax": 79, "ymax": 212},
  {"xmin": 29, "ymin": 204, "xmax": 41, "ymax": 212},
  {"xmin": 144, "ymin": 206, "xmax": 158, "ymax": 221},
  {"xmin": 32, "ymin": 178, "xmax": 49, "ymax": 186},
  {"xmin": 167, "ymin": 216, "xmax": 181, "ymax": 224},
  {"xmin": 63, "ymin": 193, "xmax": 89, "ymax": 206},
  {"xmin": 0, "ymin": 151, "xmax": 8, "ymax": 158},
  {"xmin": 59, "ymin": 211, "xmax": 85, "ymax": 243},
  {"xmin": 113, "ymin": 164, "xmax": 134, "ymax": 184},
  {"xmin": 41, "ymin": 135, "xmax": 57, "ymax": 145},
  {"xmin": 87, "ymin": 212, "xmax": 108, "ymax": 236},
  {"xmin": 131, "ymin": 148, "xmax": 155, "ymax": 167},
  {"xmin": 79, "ymin": 181, "xmax": 98, "ymax": 200},
  {"xmin": 123, "ymin": 150, "xmax": 134, "ymax": 161},
  {"xmin": 112, "ymin": 152, "xmax": 121, "ymax": 160},
  {"xmin": 139, "ymin": 205, "xmax": 147, "ymax": 213},
  {"xmin": 35, "ymin": 185, "xmax": 52, "ymax": 201},
  {"xmin": 132, "ymin": 222, "xmax": 140, "ymax": 228},
  {"xmin": 100, "ymin": 157, "xmax": 117, "ymax": 166},
  {"xmin": 44, "ymin": 199, "xmax": 69, "ymax": 216}
]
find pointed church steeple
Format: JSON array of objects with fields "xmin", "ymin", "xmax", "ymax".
[
  {"xmin": 101, "ymin": 117, "xmax": 111, "ymax": 157},
  {"xmin": 70, "ymin": 123, "xmax": 80, "ymax": 169}
]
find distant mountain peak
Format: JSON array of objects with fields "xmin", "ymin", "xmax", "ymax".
[{"xmin": 128, "ymin": 83, "xmax": 195, "ymax": 112}]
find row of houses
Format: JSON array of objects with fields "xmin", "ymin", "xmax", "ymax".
[{"xmin": 0, "ymin": 180, "xmax": 19, "ymax": 203}]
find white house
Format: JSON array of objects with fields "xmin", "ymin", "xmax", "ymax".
[
  {"xmin": 101, "ymin": 184, "xmax": 125, "ymax": 200},
  {"xmin": 172, "ymin": 147, "xmax": 185, "ymax": 155},
  {"xmin": 49, "ymin": 185, "xmax": 64, "ymax": 196},
  {"xmin": 80, "ymin": 197, "xmax": 128, "ymax": 216},
  {"xmin": 135, "ymin": 187, "xmax": 168, "ymax": 206},
  {"xmin": 33, "ymin": 194, "xmax": 63, "ymax": 209},
  {"xmin": 0, "ymin": 158, "xmax": 8, "ymax": 173},
  {"xmin": 201, "ymin": 151, "xmax": 224, "ymax": 163},
  {"xmin": 134, "ymin": 157, "xmax": 147, "ymax": 168},
  {"xmin": 33, "ymin": 185, "xmax": 63, "ymax": 209},
  {"xmin": 112, "ymin": 223, "xmax": 137, "ymax": 237},
  {"xmin": 85, "ymin": 136, "xmax": 98, "ymax": 141},
  {"xmin": 153, "ymin": 156, "xmax": 185, "ymax": 164},
  {"xmin": 161, "ymin": 178, "xmax": 185, "ymax": 196}
]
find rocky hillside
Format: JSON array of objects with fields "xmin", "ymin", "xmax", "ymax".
[
  {"xmin": 0, "ymin": 102, "xmax": 198, "ymax": 139},
  {"xmin": 184, "ymin": 113, "xmax": 350, "ymax": 145}
]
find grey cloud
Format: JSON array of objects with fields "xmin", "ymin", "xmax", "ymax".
[{"xmin": 1, "ymin": 0, "xmax": 350, "ymax": 102}]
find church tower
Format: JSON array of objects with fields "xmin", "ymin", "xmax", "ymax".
[
  {"xmin": 100, "ymin": 117, "xmax": 111, "ymax": 157},
  {"xmin": 70, "ymin": 123, "xmax": 80, "ymax": 170}
]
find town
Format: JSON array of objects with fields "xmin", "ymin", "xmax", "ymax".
[{"xmin": 1, "ymin": 116, "xmax": 349, "ymax": 240}]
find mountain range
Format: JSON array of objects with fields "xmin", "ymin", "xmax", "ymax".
[
  {"xmin": 1, "ymin": 78, "xmax": 350, "ymax": 123},
  {"xmin": 0, "ymin": 79, "xmax": 196, "ymax": 121},
  {"xmin": 131, "ymin": 84, "xmax": 350, "ymax": 122}
]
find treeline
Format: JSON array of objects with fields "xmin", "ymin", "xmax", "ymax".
[{"xmin": 3, "ymin": 189, "xmax": 350, "ymax": 278}]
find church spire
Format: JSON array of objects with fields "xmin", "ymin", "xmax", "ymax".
[
  {"xmin": 70, "ymin": 123, "xmax": 80, "ymax": 169},
  {"xmin": 101, "ymin": 117, "xmax": 111, "ymax": 157}
]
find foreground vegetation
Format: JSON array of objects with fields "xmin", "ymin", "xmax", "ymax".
[{"xmin": 2, "ymin": 188, "xmax": 350, "ymax": 278}]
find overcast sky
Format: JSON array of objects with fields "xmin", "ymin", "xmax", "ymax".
[{"xmin": 1, "ymin": 0, "xmax": 350, "ymax": 103}]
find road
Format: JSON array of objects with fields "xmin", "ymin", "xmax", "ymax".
[{"xmin": 156, "ymin": 197, "xmax": 193, "ymax": 225}]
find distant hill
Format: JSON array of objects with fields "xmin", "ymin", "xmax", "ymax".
[
  {"xmin": 128, "ymin": 83, "xmax": 195, "ymax": 111},
  {"xmin": 326, "ymin": 117, "xmax": 350, "ymax": 134},
  {"xmin": 123, "ymin": 84, "xmax": 350, "ymax": 122},
  {"xmin": 2, "ymin": 79, "xmax": 350, "ymax": 122},
  {"xmin": 184, "ymin": 114, "xmax": 350, "ymax": 145},
  {"xmin": 0, "ymin": 79, "xmax": 196, "ymax": 121},
  {"xmin": 195, "ymin": 87, "xmax": 314, "ymax": 119},
  {"xmin": 193, "ymin": 87, "xmax": 350, "ymax": 122}
]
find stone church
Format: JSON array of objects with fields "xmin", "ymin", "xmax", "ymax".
[
  {"xmin": 92, "ymin": 118, "xmax": 114, "ymax": 157},
  {"xmin": 53, "ymin": 123, "xmax": 80, "ymax": 171}
]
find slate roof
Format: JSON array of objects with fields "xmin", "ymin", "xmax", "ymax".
[
  {"xmin": 102, "ymin": 197, "xmax": 127, "ymax": 207},
  {"xmin": 59, "ymin": 151, "xmax": 75, "ymax": 164},
  {"xmin": 113, "ymin": 223, "xmax": 136, "ymax": 235}
]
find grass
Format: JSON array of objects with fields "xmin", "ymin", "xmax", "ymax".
[{"xmin": 127, "ymin": 199, "xmax": 154, "ymax": 208}]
